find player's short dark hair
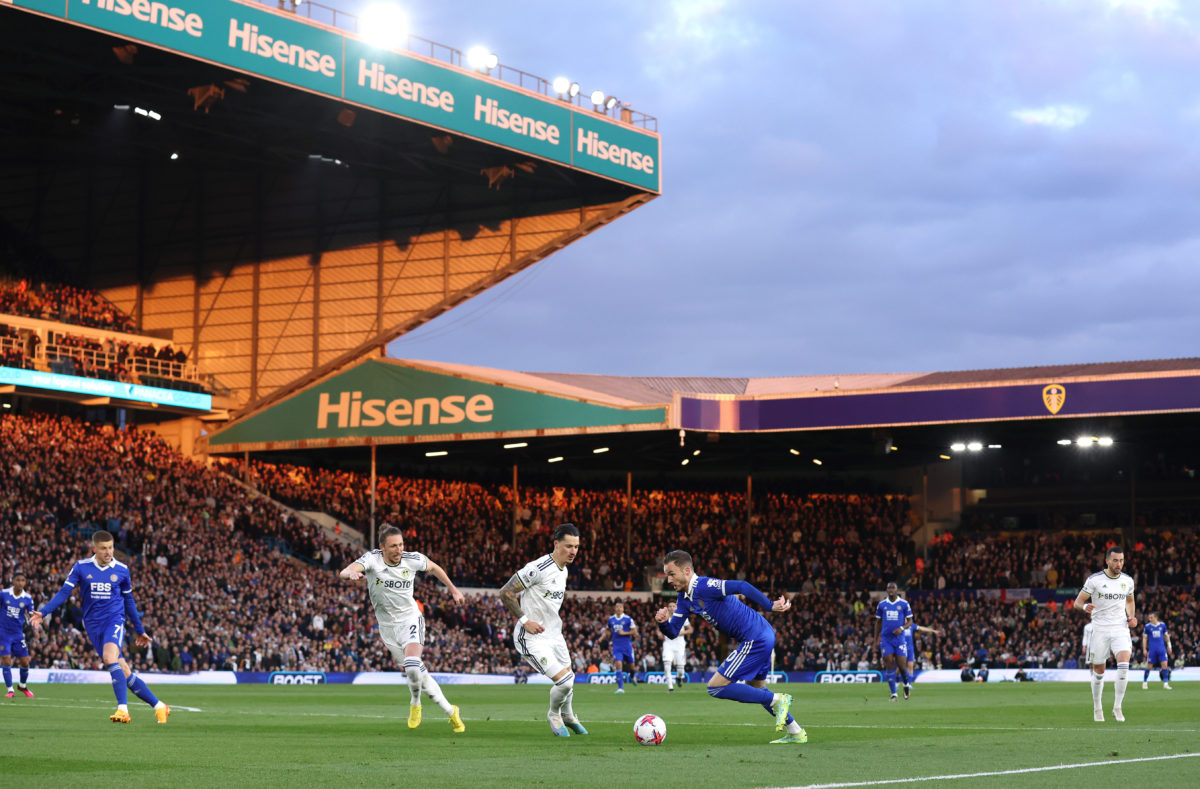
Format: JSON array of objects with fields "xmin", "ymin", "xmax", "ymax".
[
  {"xmin": 1105, "ymin": 545, "xmax": 1124, "ymax": 559},
  {"xmin": 12, "ymin": 571, "xmax": 25, "ymax": 579},
  {"xmin": 663, "ymin": 549, "xmax": 693, "ymax": 569},
  {"xmin": 552, "ymin": 523, "xmax": 579, "ymax": 542},
  {"xmin": 92, "ymin": 530, "xmax": 114, "ymax": 544},
  {"xmin": 378, "ymin": 525, "xmax": 403, "ymax": 546},
  {"xmin": 887, "ymin": 581, "xmax": 899, "ymax": 589}
]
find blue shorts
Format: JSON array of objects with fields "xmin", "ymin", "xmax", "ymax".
[
  {"xmin": 0, "ymin": 631, "xmax": 29, "ymax": 659},
  {"xmin": 880, "ymin": 636, "xmax": 909, "ymax": 659},
  {"xmin": 612, "ymin": 647, "xmax": 634, "ymax": 665},
  {"xmin": 1147, "ymin": 649, "xmax": 1167, "ymax": 665},
  {"xmin": 717, "ymin": 632, "xmax": 775, "ymax": 683},
  {"xmin": 85, "ymin": 618, "xmax": 126, "ymax": 659}
]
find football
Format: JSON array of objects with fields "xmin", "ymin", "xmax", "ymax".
[{"xmin": 633, "ymin": 713, "xmax": 667, "ymax": 745}]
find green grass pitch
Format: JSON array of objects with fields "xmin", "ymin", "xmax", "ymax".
[{"xmin": 0, "ymin": 681, "xmax": 1196, "ymax": 788}]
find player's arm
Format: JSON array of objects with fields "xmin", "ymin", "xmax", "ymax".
[
  {"xmin": 338, "ymin": 560, "xmax": 367, "ymax": 581},
  {"xmin": 872, "ymin": 611, "xmax": 881, "ymax": 645},
  {"xmin": 1142, "ymin": 631, "xmax": 1148, "ymax": 654},
  {"xmin": 655, "ymin": 599, "xmax": 689, "ymax": 639},
  {"xmin": 723, "ymin": 579, "xmax": 782, "ymax": 612},
  {"xmin": 1073, "ymin": 589, "xmax": 1093, "ymax": 615},
  {"xmin": 122, "ymin": 584, "xmax": 152, "ymax": 647},
  {"xmin": 424, "ymin": 558, "xmax": 464, "ymax": 603},
  {"xmin": 915, "ymin": 625, "xmax": 944, "ymax": 636},
  {"xmin": 1165, "ymin": 633, "xmax": 1173, "ymax": 657},
  {"xmin": 30, "ymin": 565, "xmax": 80, "ymax": 629},
  {"xmin": 500, "ymin": 572, "xmax": 542, "ymax": 634},
  {"xmin": 681, "ymin": 620, "xmax": 694, "ymax": 636},
  {"xmin": 1125, "ymin": 592, "xmax": 1137, "ymax": 628}
]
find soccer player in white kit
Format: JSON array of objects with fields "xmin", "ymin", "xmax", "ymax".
[
  {"xmin": 499, "ymin": 523, "xmax": 588, "ymax": 737},
  {"xmin": 661, "ymin": 619, "xmax": 693, "ymax": 691},
  {"xmin": 1074, "ymin": 546, "xmax": 1136, "ymax": 723},
  {"xmin": 340, "ymin": 525, "xmax": 466, "ymax": 732}
]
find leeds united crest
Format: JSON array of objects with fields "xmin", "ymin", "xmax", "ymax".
[{"xmin": 1042, "ymin": 384, "xmax": 1066, "ymax": 415}]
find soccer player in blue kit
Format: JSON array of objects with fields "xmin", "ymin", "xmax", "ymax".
[
  {"xmin": 873, "ymin": 582, "xmax": 913, "ymax": 701},
  {"xmin": 1, "ymin": 572, "xmax": 36, "ymax": 698},
  {"xmin": 654, "ymin": 550, "xmax": 806, "ymax": 744},
  {"xmin": 31, "ymin": 531, "xmax": 169, "ymax": 724},
  {"xmin": 1141, "ymin": 612, "xmax": 1173, "ymax": 690},
  {"xmin": 602, "ymin": 601, "xmax": 638, "ymax": 693}
]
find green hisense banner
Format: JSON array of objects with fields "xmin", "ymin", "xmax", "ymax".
[
  {"xmin": 7, "ymin": 0, "xmax": 659, "ymax": 192},
  {"xmin": 208, "ymin": 360, "xmax": 667, "ymax": 447}
]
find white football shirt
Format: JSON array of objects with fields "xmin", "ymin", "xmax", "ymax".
[
  {"xmin": 516, "ymin": 553, "xmax": 568, "ymax": 637},
  {"xmin": 357, "ymin": 549, "xmax": 429, "ymax": 623},
  {"xmin": 1081, "ymin": 570, "xmax": 1134, "ymax": 628}
]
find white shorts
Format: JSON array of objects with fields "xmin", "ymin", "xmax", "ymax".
[
  {"xmin": 1088, "ymin": 627, "xmax": 1133, "ymax": 665},
  {"xmin": 661, "ymin": 642, "xmax": 686, "ymax": 666},
  {"xmin": 514, "ymin": 628, "xmax": 570, "ymax": 678},
  {"xmin": 379, "ymin": 614, "xmax": 425, "ymax": 662}
]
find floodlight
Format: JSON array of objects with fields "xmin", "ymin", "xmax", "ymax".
[
  {"xmin": 812, "ymin": 458, "xmax": 823, "ymax": 466},
  {"xmin": 1076, "ymin": 436, "xmax": 1094, "ymax": 447},
  {"xmin": 593, "ymin": 447, "xmax": 609, "ymax": 454},
  {"xmin": 425, "ymin": 450, "xmax": 448, "ymax": 457},
  {"xmin": 169, "ymin": 152, "xmax": 179, "ymax": 160},
  {"xmin": 466, "ymin": 46, "xmax": 497, "ymax": 71},
  {"xmin": 552, "ymin": 76, "xmax": 570, "ymax": 95},
  {"xmin": 604, "ymin": 95, "xmax": 619, "ymax": 111},
  {"xmin": 548, "ymin": 456, "xmax": 564, "ymax": 463},
  {"xmin": 681, "ymin": 458, "xmax": 689, "ymax": 466},
  {"xmin": 590, "ymin": 89, "xmax": 605, "ymax": 107},
  {"xmin": 360, "ymin": 4, "xmax": 408, "ymax": 50},
  {"xmin": 950, "ymin": 442, "xmax": 966, "ymax": 452},
  {"xmin": 966, "ymin": 441, "xmax": 983, "ymax": 452},
  {"xmin": 568, "ymin": 82, "xmax": 580, "ymax": 97},
  {"xmin": 789, "ymin": 449, "xmax": 800, "ymax": 455},
  {"xmin": 503, "ymin": 442, "xmax": 528, "ymax": 449},
  {"xmin": 1057, "ymin": 439, "xmax": 1073, "ymax": 446},
  {"xmin": 1097, "ymin": 436, "xmax": 1114, "ymax": 447}
]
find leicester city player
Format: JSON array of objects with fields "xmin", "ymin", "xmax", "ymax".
[
  {"xmin": 654, "ymin": 550, "xmax": 806, "ymax": 744},
  {"xmin": 30, "ymin": 531, "xmax": 169, "ymax": 724},
  {"xmin": 602, "ymin": 601, "xmax": 638, "ymax": 693},
  {"xmin": 1141, "ymin": 612, "xmax": 1173, "ymax": 690},
  {"xmin": 1, "ymin": 572, "xmax": 36, "ymax": 698},
  {"xmin": 902, "ymin": 619, "xmax": 944, "ymax": 697},
  {"xmin": 873, "ymin": 582, "xmax": 913, "ymax": 701}
]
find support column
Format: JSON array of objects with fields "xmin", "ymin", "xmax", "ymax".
[{"xmin": 370, "ymin": 444, "xmax": 377, "ymax": 547}]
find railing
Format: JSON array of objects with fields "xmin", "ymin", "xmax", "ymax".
[
  {"xmin": 42, "ymin": 342, "xmax": 202, "ymax": 385},
  {"xmin": 255, "ymin": 0, "xmax": 658, "ymax": 131}
]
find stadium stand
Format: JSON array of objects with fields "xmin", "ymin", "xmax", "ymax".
[
  {"xmin": 2, "ymin": 413, "xmax": 1195, "ymax": 675},
  {"xmin": 0, "ymin": 279, "xmax": 136, "ymax": 333}
]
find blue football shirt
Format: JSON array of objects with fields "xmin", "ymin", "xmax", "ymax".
[
  {"xmin": 608, "ymin": 614, "xmax": 635, "ymax": 648},
  {"xmin": 1, "ymin": 588, "xmax": 34, "ymax": 635},
  {"xmin": 876, "ymin": 597, "xmax": 913, "ymax": 641},
  {"xmin": 662, "ymin": 575, "xmax": 774, "ymax": 643},
  {"xmin": 40, "ymin": 557, "xmax": 143, "ymax": 632},
  {"xmin": 1145, "ymin": 622, "xmax": 1168, "ymax": 649}
]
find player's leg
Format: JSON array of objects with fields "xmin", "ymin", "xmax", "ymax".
[
  {"xmin": 0, "ymin": 651, "xmax": 13, "ymax": 696},
  {"xmin": 1112, "ymin": 639, "xmax": 1132, "ymax": 722},
  {"xmin": 119, "ymin": 655, "xmax": 168, "ymax": 720},
  {"xmin": 1142, "ymin": 657, "xmax": 1151, "ymax": 689},
  {"xmin": 98, "ymin": 631, "xmax": 131, "ymax": 722},
  {"xmin": 402, "ymin": 640, "xmax": 426, "ymax": 728},
  {"xmin": 706, "ymin": 643, "xmax": 780, "ymax": 711},
  {"xmin": 16, "ymin": 654, "xmax": 32, "ymax": 697},
  {"xmin": 663, "ymin": 650, "xmax": 674, "ymax": 691},
  {"xmin": 553, "ymin": 640, "xmax": 586, "ymax": 734},
  {"xmin": 514, "ymin": 629, "xmax": 574, "ymax": 736},
  {"xmin": 613, "ymin": 655, "xmax": 624, "ymax": 692},
  {"xmin": 628, "ymin": 651, "xmax": 638, "ymax": 685},
  {"xmin": 1089, "ymin": 632, "xmax": 1108, "ymax": 721},
  {"xmin": 895, "ymin": 642, "xmax": 910, "ymax": 699},
  {"xmin": 880, "ymin": 648, "xmax": 898, "ymax": 699},
  {"xmin": 1159, "ymin": 660, "xmax": 1172, "ymax": 689}
]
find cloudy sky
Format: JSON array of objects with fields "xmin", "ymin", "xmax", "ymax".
[{"xmin": 341, "ymin": 0, "xmax": 1200, "ymax": 378}]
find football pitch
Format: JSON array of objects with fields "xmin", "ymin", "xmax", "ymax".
[{"xmin": 1, "ymin": 681, "xmax": 1196, "ymax": 788}]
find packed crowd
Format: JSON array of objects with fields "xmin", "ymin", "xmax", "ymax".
[
  {"xmin": 242, "ymin": 459, "xmax": 918, "ymax": 593},
  {"xmin": 0, "ymin": 279, "xmax": 135, "ymax": 333},
  {"xmin": 2, "ymin": 412, "xmax": 1197, "ymax": 678}
]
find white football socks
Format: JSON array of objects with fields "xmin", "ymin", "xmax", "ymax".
[
  {"xmin": 664, "ymin": 660, "xmax": 675, "ymax": 690},
  {"xmin": 421, "ymin": 668, "xmax": 453, "ymax": 714},
  {"xmin": 403, "ymin": 658, "xmax": 423, "ymax": 705},
  {"xmin": 1090, "ymin": 669, "xmax": 1104, "ymax": 709},
  {"xmin": 1114, "ymin": 662, "xmax": 1129, "ymax": 709},
  {"xmin": 550, "ymin": 674, "xmax": 573, "ymax": 715}
]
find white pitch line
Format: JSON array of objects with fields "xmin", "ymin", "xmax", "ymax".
[
  {"xmin": 6, "ymin": 701, "xmax": 203, "ymax": 713},
  {"xmin": 762, "ymin": 752, "xmax": 1200, "ymax": 789}
]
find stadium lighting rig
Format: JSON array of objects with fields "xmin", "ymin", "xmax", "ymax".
[
  {"xmin": 466, "ymin": 45, "xmax": 499, "ymax": 72},
  {"xmin": 552, "ymin": 77, "xmax": 580, "ymax": 99},
  {"xmin": 360, "ymin": 3, "xmax": 408, "ymax": 50},
  {"xmin": 503, "ymin": 442, "xmax": 528, "ymax": 449}
]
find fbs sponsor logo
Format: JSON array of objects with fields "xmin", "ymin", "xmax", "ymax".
[
  {"xmin": 317, "ymin": 391, "xmax": 494, "ymax": 429},
  {"xmin": 815, "ymin": 671, "xmax": 883, "ymax": 684},
  {"xmin": 269, "ymin": 671, "xmax": 327, "ymax": 685}
]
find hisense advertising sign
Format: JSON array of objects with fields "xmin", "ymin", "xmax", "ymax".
[
  {"xmin": 6, "ymin": 0, "xmax": 660, "ymax": 192},
  {"xmin": 208, "ymin": 360, "xmax": 667, "ymax": 449}
]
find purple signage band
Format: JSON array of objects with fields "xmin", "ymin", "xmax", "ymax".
[{"xmin": 681, "ymin": 375, "xmax": 1200, "ymax": 432}]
